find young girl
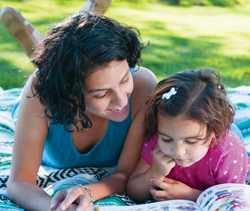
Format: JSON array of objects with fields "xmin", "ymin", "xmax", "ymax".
[{"xmin": 127, "ymin": 68, "xmax": 250, "ymax": 203}]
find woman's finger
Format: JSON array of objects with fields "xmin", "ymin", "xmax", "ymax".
[
  {"xmin": 75, "ymin": 194, "xmax": 93, "ymax": 211},
  {"xmin": 60, "ymin": 187, "xmax": 83, "ymax": 210},
  {"xmin": 50, "ymin": 191, "xmax": 66, "ymax": 210}
]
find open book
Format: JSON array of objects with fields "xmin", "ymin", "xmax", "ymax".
[{"xmin": 95, "ymin": 183, "xmax": 250, "ymax": 211}]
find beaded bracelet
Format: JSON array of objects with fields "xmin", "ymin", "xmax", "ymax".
[{"xmin": 78, "ymin": 184, "xmax": 94, "ymax": 204}]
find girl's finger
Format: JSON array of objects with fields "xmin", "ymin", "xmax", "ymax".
[
  {"xmin": 153, "ymin": 144, "xmax": 161, "ymax": 154},
  {"xmin": 151, "ymin": 178, "xmax": 163, "ymax": 187},
  {"xmin": 163, "ymin": 177, "xmax": 176, "ymax": 184},
  {"xmin": 151, "ymin": 178, "xmax": 170, "ymax": 191},
  {"xmin": 149, "ymin": 186, "xmax": 167, "ymax": 199},
  {"xmin": 163, "ymin": 155, "xmax": 175, "ymax": 163},
  {"xmin": 153, "ymin": 196, "xmax": 167, "ymax": 202}
]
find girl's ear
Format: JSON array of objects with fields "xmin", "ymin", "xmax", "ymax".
[{"xmin": 207, "ymin": 132, "xmax": 216, "ymax": 146}]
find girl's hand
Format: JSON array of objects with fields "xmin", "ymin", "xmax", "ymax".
[
  {"xmin": 50, "ymin": 186, "xmax": 94, "ymax": 211},
  {"xmin": 150, "ymin": 144, "xmax": 176, "ymax": 181},
  {"xmin": 149, "ymin": 178, "xmax": 202, "ymax": 202}
]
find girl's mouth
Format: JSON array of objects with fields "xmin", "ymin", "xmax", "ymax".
[{"xmin": 175, "ymin": 158, "xmax": 186, "ymax": 162}]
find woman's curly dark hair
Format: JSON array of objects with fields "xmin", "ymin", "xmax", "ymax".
[
  {"xmin": 30, "ymin": 12, "xmax": 146, "ymax": 132},
  {"xmin": 144, "ymin": 68, "xmax": 235, "ymax": 148}
]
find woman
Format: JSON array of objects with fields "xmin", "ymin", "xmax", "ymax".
[{"xmin": 7, "ymin": 12, "xmax": 157, "ymax": 211}]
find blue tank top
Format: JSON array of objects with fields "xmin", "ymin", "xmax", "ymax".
[
  {"xmin": 41, "ymin": 103, "xmax": 131, "ymax": 169},
  {"xmin": 41, "ymin": 68, "xmax": 134, "ymax": 169}
]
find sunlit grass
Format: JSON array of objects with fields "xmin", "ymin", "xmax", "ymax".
[{"xmin": 0, "ymin": 1, "xmax": 250, "ymax": 89}]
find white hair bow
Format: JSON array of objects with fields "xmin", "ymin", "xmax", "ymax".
[{"xmin": 162, "ymin": 87, "xmax": 177, "ymax": 100}]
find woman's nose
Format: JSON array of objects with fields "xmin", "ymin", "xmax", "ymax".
[{"xmin": 113, "ymin": 88, "xmax": 127, "ymax": 107}]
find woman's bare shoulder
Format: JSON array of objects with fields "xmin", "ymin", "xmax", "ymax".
[
  {"xmin": 18, "ymin": 73, "xmax": 50, "ymax": 128},
  {"xmin": 133, "ymin": 66, "xmax": 157, "ymax": 90},
  {"xmin": 131, "ymin": 67, "xmax": 157, "ymax": 114}
]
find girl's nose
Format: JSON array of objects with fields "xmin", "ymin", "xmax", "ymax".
[{"xmin": 173, "ymin": 143, "xmax": 186, "ymax": 156}]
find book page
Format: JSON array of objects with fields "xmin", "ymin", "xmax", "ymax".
[
  {"xmin": 196, "ymin": 183, "xmax": 250, "ymax": 211},
  {"xmin": 95, "ymin": 200, "xmax": 200, "ymax": 211}
]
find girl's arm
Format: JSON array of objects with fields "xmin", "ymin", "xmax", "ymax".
[
  {"xmin": 127, "ymin": 142, "xmax": 203, "ymax": 203},
  {"xmin": 150, "ymin": 178, "xmax": 202, "ymax": 202},
  {"xmin": 127, "ymin": 156, "xmax": 202, "ymax": 203},
  {"xmin": 126, "ymin": 144, "xmax": 176, "ymax": 203},
  {"xmin": 50, "ymin": 67, "xmax": 158, "ymax": 210},
  {"xmin": 126, "ymin": 157, "xmax": 156, "ymax": 202}
]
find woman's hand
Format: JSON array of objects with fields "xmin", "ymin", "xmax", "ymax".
[
  {"xmin": 149, "ymin": 178, "xmax": 202, "ymax": 202},
  {"xmin": 50, "ymin": 186, "xmax": 94, "ymax": 211},
  {"xmin": 149, "ymin": 144, "xmax": 176, "ymax": 181}
]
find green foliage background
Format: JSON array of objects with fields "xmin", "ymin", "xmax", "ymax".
[
  {"xmin": 120, "ymin": 0, "xmax": 248, "ymax": 6},
  {"xmin": 0, "ymin": 0, "xmax": 250, "ymax": 89}
]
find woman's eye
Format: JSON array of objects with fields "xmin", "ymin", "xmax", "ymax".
[
  {"xmin": 121, "ymin": 77, "xmax": 129, "ymax": 84},
  {"xmin": 95, "ymin": 92, "xmax": 108, "ymax": 98}
]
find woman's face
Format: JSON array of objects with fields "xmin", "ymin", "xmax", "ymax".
[{"xmin": 84, "ymin": 60, "xmax": 134, "ymax": 122}]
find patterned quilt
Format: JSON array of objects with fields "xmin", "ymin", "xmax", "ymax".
[{"xmin": 0, "ymin": 86, "xmax": 250, "ymax": 210}]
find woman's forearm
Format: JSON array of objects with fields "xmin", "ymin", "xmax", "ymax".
[
  {"xmin": 87, "ymin": 170, "xmax": 132, "ymax": 202},
  {"xmin": 7, "ymin": 180, "xmax": 52, "ymax": 211}
]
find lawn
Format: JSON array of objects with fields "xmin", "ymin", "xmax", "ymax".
[{"xmin": 0, "ymin": 0, "xmax": 250, "ymax": 89}]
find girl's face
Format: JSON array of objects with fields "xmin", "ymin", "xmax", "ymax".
[
  {"xmin": 84, "ymin": 60, "xmax": 133, "ymax": 122},
  {"xmin": 157, "ymin": 114, "xmax": 212, "ymax": 167}
]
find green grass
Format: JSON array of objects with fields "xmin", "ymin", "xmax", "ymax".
[{"xmin": 1, "ymin": 0, "xmax": 250, "ymax": 89}]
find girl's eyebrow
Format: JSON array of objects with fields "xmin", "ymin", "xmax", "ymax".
[
  {"xmin": 158, "ymin": 131, "xmax": 171, "ymax": 138},
  {"xmin": 157, "ymin": 131, "xmax": 204, "ymax": 140},
  {"xmin": 88, "ymin": 68, "xmax": 130, "ymax": 93}
]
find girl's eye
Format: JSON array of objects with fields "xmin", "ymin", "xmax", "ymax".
[
  {"xmin": 162, "ymin": 138, "xmax": 172, "ymax": 143},
  {"xmin": 185, "ymin": 140, "xmax": 196, "ymax": 145}
]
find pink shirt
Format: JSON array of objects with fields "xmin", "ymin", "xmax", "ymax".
[{"xmin": 141, "ymin": 131, "xmax": 250, "ymax": 191}]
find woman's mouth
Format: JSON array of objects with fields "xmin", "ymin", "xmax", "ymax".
[
  {"xmin": 108, "ymin": 105, "xmax": 127, "ymax": 115},
  {"xmin": 111, "ymin": 106, "xmax": 125, "ymax": 112}
]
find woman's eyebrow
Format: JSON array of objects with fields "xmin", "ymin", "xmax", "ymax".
[
  {"xmin": 88, "ymin": 87, "xmax": 109, "ymax": 93},
  {"xmin": 88, "ymin": 69, "xmax": 130, "ymax": 93}
]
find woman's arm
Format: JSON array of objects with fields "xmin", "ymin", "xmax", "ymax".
[
  {"xmin": 7, "ymin": 75, "xmax": 55, "ymax": 211},
  {"xmin": 50, "ymin": 67, "xmax": 158, "ymax": 210}
]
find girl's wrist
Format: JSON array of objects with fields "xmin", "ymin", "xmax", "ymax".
[{"xmin": 147, "ymin": 165, "xmax": 166, "ymax": 181}]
